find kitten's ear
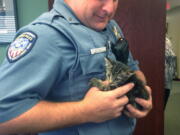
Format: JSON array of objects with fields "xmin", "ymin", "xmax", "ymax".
[
  {"xmin": 105, "ymin": 57, "xmax": 116, "ymax": 64},
  {"xmin": 104, "ymin": 57, "xmax": 113, "ymax": 68}
]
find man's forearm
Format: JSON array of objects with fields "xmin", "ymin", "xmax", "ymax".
[
  {"xmin": 135, "ymin": 70, "xmax": 147, "ymax": 85},
  {"xmin": 0, "ymin": 101, "xmax": 88, "ymax": 134},
  {"xmin": 0, "ymin": 85, "xmax": 135, "ymax": 134}
]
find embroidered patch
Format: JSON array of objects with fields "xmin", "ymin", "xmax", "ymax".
[{"xmin": 7, "ymin": 32, "xmax": 37, "ymax": 62}]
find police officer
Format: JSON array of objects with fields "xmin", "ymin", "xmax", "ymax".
[{"xmin": 0, "ymin": 0, "xmax": 152, "ymax": 135}]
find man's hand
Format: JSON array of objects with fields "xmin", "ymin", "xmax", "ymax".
[
  {"xmin": 124, "ymin": 85, "xmax": 153, "ymax": 118},
  {"xmin": 80, "ymin": 83, "xmax": 134, "ymax": 123}
]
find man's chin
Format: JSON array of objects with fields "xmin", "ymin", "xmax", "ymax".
[{"xmin": 91, "ymin": 23, "xmax": 108, "ymax": 31}]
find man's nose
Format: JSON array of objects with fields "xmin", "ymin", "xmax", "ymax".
[{"xmin": 102, "ymin": 0, "xmax": 115, "ymax": 15}]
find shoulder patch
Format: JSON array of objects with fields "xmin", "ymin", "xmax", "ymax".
[{"xmin": 7, "ymin": 32, "xmax": 37, "ymax": 63}]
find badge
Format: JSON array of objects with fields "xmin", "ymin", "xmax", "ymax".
[
  {"xmin": 112, "ymin": 26, "xmax": 121, "ymax": 39},
  {"xmin": 7, "ymin": 32, "xmax": 37, "ymax": 62}
]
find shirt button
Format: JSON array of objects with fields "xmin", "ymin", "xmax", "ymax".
[{"xmin": 68, "ymin": 17, "xmax": 72, "ymax": 21}]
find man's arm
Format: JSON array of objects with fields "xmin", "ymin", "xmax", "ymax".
[
  {"xmin": 0, "ymin": 83, "xmax": 134, "ymax": 134},
  {"xmin": 135, "ymin": 70, "xmax": 147, "ymax": 85},
  {"xmin": 0, "ymin": 101, "xmax": 87, "ymax": 134}
]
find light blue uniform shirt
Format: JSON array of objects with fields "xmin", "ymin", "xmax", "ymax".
[{"xmin": 0, "ymin": 0, "xmax": 139, "ymax": 134}]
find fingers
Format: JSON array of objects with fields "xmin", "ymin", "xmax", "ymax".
[
  {"xmin": 114, "ymin": 95, "xmax": 129, "ymax": 107},
  {"xmin": 111, "ymin": 83, "xmax": 134, "ymax": 98},
  {"xmin": 124, "ymin": 85, "xmax": 153, "ymax": 118},
  {"xmin": 135, "ymin": 85, "xmax": 153, "ymax": 110},
  {"xmin": 145, "ymin": 85, "xmax": 152, "ymax": 95},
  {"xmin": 124, "ymin": 104, "xmax": 147, "ymax": 118},
  {"xmin": 135, "ymin": 98, "xmax": 152, "ymax": 110}
]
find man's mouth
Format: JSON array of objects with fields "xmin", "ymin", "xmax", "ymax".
[{"xmin": 96, "ymin": 15, "xmax": 108, "ymax": 22}]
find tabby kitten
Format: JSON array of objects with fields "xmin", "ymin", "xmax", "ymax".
[{"xmin": 90, "ymin": 57, "xmax": 149, "ymax": 110}]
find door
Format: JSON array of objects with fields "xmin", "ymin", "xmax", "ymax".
[
  {"xmin": 48, "ymin": 0, "xmax": 166, "ymax": 135},
  {"xmin": 114, "ymin": 0, "xmax": 165, "ymax": 135}
]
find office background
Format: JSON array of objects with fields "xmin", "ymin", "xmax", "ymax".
[{"xmin": 0, "ymin": 0, "xmax": 48, "ymax": 63}]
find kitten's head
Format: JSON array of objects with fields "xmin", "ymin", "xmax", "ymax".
[{"xmin": 104, "ymin": 57, "xmax": 134, "ymax": 83}]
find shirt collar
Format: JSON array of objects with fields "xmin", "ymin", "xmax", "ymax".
[{"xmin": 53, "ymin": 0, "xmax": 80, "ymax": 24}]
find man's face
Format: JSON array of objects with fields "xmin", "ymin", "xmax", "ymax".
[{"xmin": 66, "ymin": 0, "xmax": 119, "ymax": 31}]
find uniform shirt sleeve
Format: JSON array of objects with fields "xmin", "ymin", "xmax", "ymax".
[
  {"xmin": 127, "ymin": 51, "xmax": 139, "ymax": 71},
  {"xmin": 0, "ymin": 24, "xmax": 75, "ymax": 123}
]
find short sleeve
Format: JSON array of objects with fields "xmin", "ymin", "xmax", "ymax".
[
  {"xmin": 0, "ymin": 24, "xmax": 70, "ymax": 122},
  {"xmin": 127, "ymin": 51, "xmax": 139, "ymax": 71}
]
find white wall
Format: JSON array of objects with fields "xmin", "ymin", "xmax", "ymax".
[{"xmin": 167, "ymin": 7, "xmax": 180, "ymax": 78}]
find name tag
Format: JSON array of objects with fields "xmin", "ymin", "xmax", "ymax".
[{"xmin": 90, "ymin": 47, "xmax": 106, "ymax": 54}]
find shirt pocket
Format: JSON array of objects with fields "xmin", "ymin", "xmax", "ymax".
[
  {"xmin": 67, "ymin": 50, "xmax": 106, "ymax": 101},
  {"xmin": 79, "ymin": 52, "xmax": 105, "ymax": 76},
  {"xmin": 67, "ymin": 53, "xmax": 105, "ymax": 100}
]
